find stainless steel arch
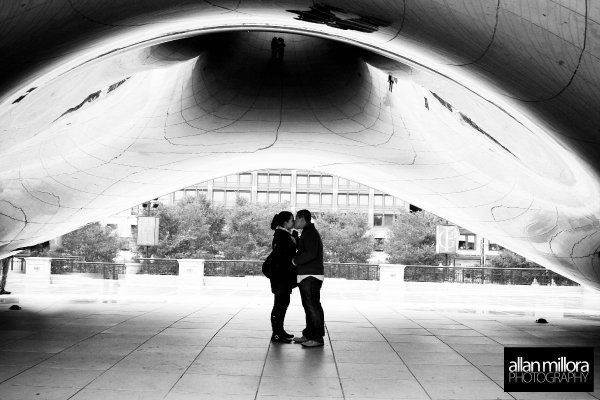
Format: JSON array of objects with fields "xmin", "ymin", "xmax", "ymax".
[{"xmin": 0, "ymin": 1, "xmax": 599, "ymax": 287}]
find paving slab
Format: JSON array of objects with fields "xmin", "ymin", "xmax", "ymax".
[{"xmin": 0, "ymin": 281, "xmax": 598, "ymax": 400}]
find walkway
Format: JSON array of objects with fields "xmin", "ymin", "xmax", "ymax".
[{"xmin": 0, "ymin": 279, "xmax": 599, "ymax": 399}]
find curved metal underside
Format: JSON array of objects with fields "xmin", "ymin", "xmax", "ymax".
[{"xmin": 0, "ymin": 1, "xmax": 599, "ymax": 287}]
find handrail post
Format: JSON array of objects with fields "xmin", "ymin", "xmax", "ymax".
[
  {"xmin": 177, "ymin": 259, "xmax": 204, "ymax": 290},
  {"xmin": 379, "ymin": 264, "xmax": 406, "ymax": 289},
  {"xmin": 23, "ymin": 257, "xmax": 52, "ymax": 285}
]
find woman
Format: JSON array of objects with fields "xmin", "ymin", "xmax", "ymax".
[{"xmin": 268, "ymin": 211, "xmax": 297, "ymax": 343}]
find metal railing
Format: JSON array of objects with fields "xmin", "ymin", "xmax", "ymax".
[
  {"xmin": 42, "ymin": 257, "xmax": 576, "ymax": 285},
  {"xmin": 50, "ymin": 257, "xmax": 81, "ymax": 274},
  {"xmin": 50, "ymin": 258, "xmax": 125, "ymax": 280},
  {"xmin": 204, "ymin": 260, "xmax": 262, "ymax": 277},
  {"xmin": 403, "ymin": 265, "xmax": 577, "ymax": 286},
  {"xmin": 135, "ymin": 258, "xmax": 179, "ymax": 275},
  {"xmin": 8, "ymin": 257, "xmax": 26, "ymax": 273},
  {"xmin": 204, "ymin": 260, "xmax": 380, "ymax": 280},
  {"xmin": 324, "ymin": 263, "xmax": 379, "ymax": 280}
]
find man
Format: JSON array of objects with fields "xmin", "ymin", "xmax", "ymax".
[
  {"xmin": 0, "ymin": 257, "xmax": 11, "ymax": 295},
  {"xmin": 291, "ymin": 209, "xmax": 325, "ymax": 347}
]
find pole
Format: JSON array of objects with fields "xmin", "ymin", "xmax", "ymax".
[
  {"xmin": 146, "ymin": 202, "xmax": 150, "ymax": 260},
  {"xmin": 480, "ymin": 237, "xmax": 485, "ymax": 266}
]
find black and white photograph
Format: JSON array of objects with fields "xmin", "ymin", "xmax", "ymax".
[{"xmin": 0, "ymin": 1, "xmax": 599, "ymax": 399}]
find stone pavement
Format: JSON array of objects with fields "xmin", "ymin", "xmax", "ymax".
[{"xmin": 0, "ymin": 278, "xmax": 599, "ymax": 400}]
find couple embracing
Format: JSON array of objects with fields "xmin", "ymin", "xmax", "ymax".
[{"xmin": 267, "ymin": 209, "xmax": 325, "ymax": 348}]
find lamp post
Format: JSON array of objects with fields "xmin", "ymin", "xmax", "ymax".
[{"xmin": 138, "ymin": 199, "xmax": 160, "ymax": 260}]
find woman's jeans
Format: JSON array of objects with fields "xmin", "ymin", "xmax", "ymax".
[
  {"xmin": 298, "ymin": 276, "xmax": 325, "ymax": 341},
  {"xmin": 271, "ymin": 283, "xmax": 291, "ymax": 334}
]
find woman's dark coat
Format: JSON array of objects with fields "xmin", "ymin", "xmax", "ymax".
[{"xmin": 269, "ymin": 228, "xmax": 297, "ymax": 292}]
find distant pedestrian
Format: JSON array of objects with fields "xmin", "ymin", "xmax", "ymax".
[
  {"xmin": 0, "ymin": 257, "xmax": 11, "ymax": 295},
  {"xmin": 276, "ymin": 37, "xmax": 286, "ymax": 61},
  {"xmin": 388, "ymin": 75, "xmax": 394, "ymax": 92}
]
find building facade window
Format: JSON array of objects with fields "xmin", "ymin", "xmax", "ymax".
[
  {"xmin": 321, "ymin": 193, "xmax": 332, "ymax": 205},
  {"xmin": 226, "ymin": 175, "xmax": 237, "ymax": 184},
  {"xmin": 258, "ymin": 174, "xmax": 268, "ymax": 184},
  {"xmin": 488, "ymin": 242, "xmax": 503, "ymax": 251},
  {"xmin": 224, "ymin": 191, "xmax": 238, "ymax": 204},
  {"xmin": 459, "ymin": 234, "xmax": 476, "ymax": 250},
  {"xmin": 384, "ymin": 214, "xmax": 394, "ymax": 225},
  {"xmin": 238, "ymin": 191, "xmax": 251, "ymax": 201},
  {"xmin": 239, "ymin": 173, "xmax": 252, "ymax": 184},
  {"xmin": 297, "ymin": 175, "xmax": 308, "ymax": 185},
  {"xmin": 268, "ymin": 192, "xmax": 279, "ymax": 203},
  {"xmin": 296, "ymin": 192, "xmax": 307, "ymax": 204},
  {"xmin": 213, "ymin": 190, "xmax": 225, "ymax": 203},
  {"xmin": 409, "ymin": 204, "xmax": 422, "ymax": 213},
  {"xmin": 384, "ymin": 195, "xmax": 393, "ymax": 207},
  {"xmin": 374, "ymin": 213, "xmax": 395, "ymax": 226},
  {"xmin": 339, "ymin": 178, "xmax": 358, "ymax": 187},
  {"xmin": 257, "ymin": 191, "xmax": 268, "ymax": 203}
]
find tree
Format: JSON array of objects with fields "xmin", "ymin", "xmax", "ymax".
[
  {"xmin": 488, "ymin": 249, "xmax": 541, "ymax": 269},
  {"xmin": 153, "ymin": 195, "xmax": 226, "ymax": 258},
  {"xmin": 384, "ymin": 210, "xmax": 446, "ymax": 265},
  {"xmin": 59, "ymin": 223, "xmax": 120, "ymax": 262},
  {"xmin": 22, "ymin": 241, "xmax": 51, "ymax": 257},
  {"xmin": 316, "ymin": 211, "xmax": 373, "ymax": 263},
  {"xmin": 219, "ymin": 198, "xmax": 280, "ymax": 260}
]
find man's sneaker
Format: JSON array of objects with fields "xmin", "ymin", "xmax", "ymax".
[
  {"xmin": 293, "ymin": 335, "xmax": 307, "ymax": 344},
  {"xmin": 0, "ymin": 290, "xmax": 10, "ymax": 295},
  {"xmin": 281, "ymin": 330, "xmax": 294, "ymax": 339},
  {"xmin": 271, "ymin": 334, "xmax": 292, "ymax": 344},
  {"xmin": 301, "ymin": 339, "xmax": 324, "ymax": 348}
]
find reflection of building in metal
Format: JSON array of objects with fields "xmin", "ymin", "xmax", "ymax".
[
  {"xmin": 105, "ymin": 169, "xmax": 408, "ymax": 247},
  {"xmin": 104, "ymin": 169, "xmax": 504, "ymax": 265},
  {"xmin": 166, "ymin": 169, "xmax": 407, "ymax": 224}
]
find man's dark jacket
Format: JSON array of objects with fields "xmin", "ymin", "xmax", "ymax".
[{"xmin": 293, "ymin": 223, "xmax": 324, "ymax": 275}]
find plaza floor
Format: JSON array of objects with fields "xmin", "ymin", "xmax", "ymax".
[{"xmin": 0, "ymin": 276, "xmax": 599, "ymax": 400}]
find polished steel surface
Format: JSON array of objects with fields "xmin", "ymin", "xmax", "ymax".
[{"xmin": 0, "ymin": 1, "xmax": 599, "ymax": 287}]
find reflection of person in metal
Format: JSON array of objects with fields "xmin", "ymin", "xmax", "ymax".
[
  {"xmin": 0, "ymin": 257, "xmax": 11, "ymax": 295},
  {"xmin": 388, "ymin": 74, "xmax": 394, "ymax": 92},
  {"xmin": 276, "ymin": 37, "xmax": 286, "ymax": 61},
  {"xmin": 271, "ymin": 37, "xmax": 278, "ymax": 59}
]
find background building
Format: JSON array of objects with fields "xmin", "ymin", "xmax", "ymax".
[
  {"xmin": 101, "ymin": 169, "xmax": 502, "ymax": 265},
  {"xmin": 112, "ymin": 170, "xmax": 408, "ymax": 248}
]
